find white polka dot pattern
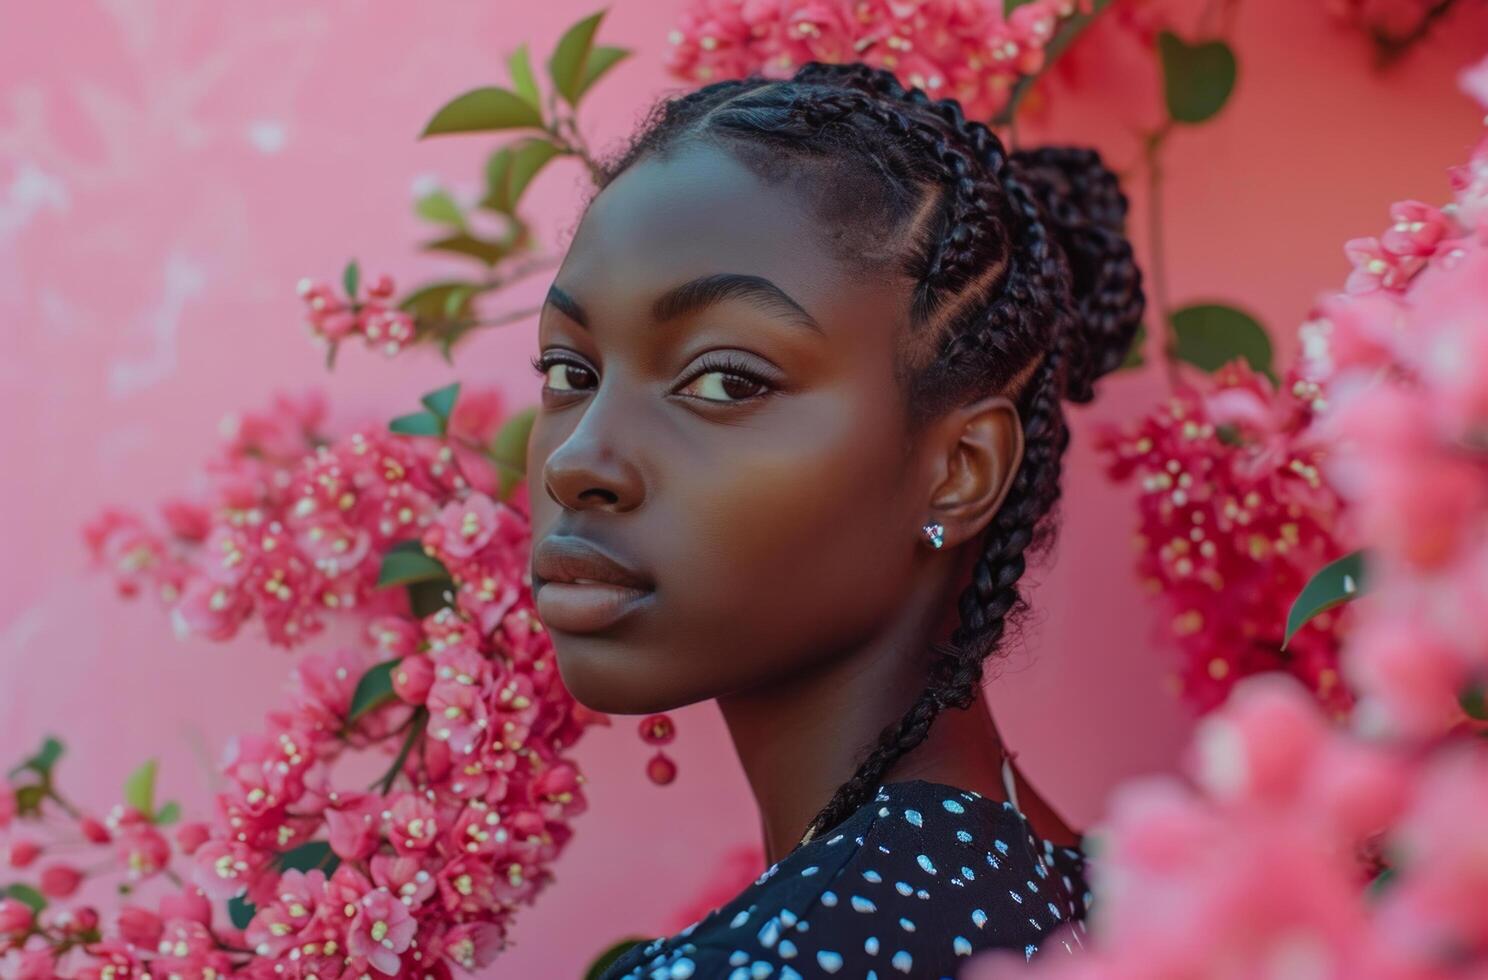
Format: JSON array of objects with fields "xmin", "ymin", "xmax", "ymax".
[{"xmin": 597, "ymin": 779, "xmax": 1092, "ymax": 979}]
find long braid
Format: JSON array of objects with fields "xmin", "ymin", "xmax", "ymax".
[{"xmin": 593, "ymin": 61, "xmax": 1143, "ymax": 851}]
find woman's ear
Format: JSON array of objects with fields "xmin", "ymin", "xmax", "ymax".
[{"xmin": 922, "ymin": 393, "xmax": 1024, "ymax": 549}]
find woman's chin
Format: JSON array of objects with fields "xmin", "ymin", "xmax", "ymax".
[{"xmin": 551, "ymin": 639, "xmax": 682, "ymax": 716}]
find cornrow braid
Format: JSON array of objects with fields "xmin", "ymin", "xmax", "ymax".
[{"xmin": 593, "ymin": 61, "xmax": 1143, "ymax": 851}]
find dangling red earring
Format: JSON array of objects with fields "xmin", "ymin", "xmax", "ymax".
[{"xmin": 639, "ymin": 713, "xmax": 677, "ymax": 785}]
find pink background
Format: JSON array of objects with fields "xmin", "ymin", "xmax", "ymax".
[{"xmin": 2, "ymin": 0, "xmax": 1485, "ymax": 973}]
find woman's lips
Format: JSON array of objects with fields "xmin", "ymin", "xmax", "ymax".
[{"xmin": 534, "ymin": 580, "xmax": 654, "ymax": 633}]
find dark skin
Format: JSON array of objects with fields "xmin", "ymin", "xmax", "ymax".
[{"xmin": 526, "ymin": 139, "xmax": 1078, "ymax": 866}]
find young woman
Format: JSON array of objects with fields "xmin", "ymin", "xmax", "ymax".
[{"xmin": 526, "ymin": 60, "xmax": 1143, "ymax": 978}]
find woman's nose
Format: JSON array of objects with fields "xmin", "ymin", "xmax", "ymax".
[{"xmin": 540, "ymin": 391, "xmax": 646, "ymax": 514}]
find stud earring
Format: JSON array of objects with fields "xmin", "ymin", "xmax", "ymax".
[{"xmin": 922, "ymin": 522, "xmax": 945, "ymax": 549}]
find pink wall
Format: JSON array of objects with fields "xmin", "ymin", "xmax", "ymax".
[{"xmin": 2, "ymin": 0, "xmax": 1485, "ymax": 973}]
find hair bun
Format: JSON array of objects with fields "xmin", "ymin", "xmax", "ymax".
[{"xmin": 1007, "ymin": 146, "xmax": 1144, "ymax": 403}]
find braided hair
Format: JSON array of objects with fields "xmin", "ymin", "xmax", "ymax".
[{"xmin": 591, "ymin": 61, "xmax": 1144, "ymax": 850}]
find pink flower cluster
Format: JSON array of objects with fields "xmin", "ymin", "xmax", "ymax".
[
  {"xmin": 964, "ymin": 58, "xmax": 1488, "ymax": 979},
  {"xmin": 664, "ymin": 0, "xmax": 1095, "ymax": 120},
  {"xmin": 967, "ymin": 674, "xmax": 1488, "ymax": 979},
  {"xmin": 298, "ymin": 271, "xmax": 416, "ymax": 359},
  {"xmin": 1096, "ymin": 360, "xmax": 1351, "ymax": 717},
  {"xmin": 1299, "ymin": 58, "xmax": 1488, "ymax": 740},
  {"xmin": 181, "ymin": 593, "xmax": 592, "ymax": 978},
  {"xmin": 25, "ymin": 388, "xmax": 614, "ymax": 975},
  {"xmin": 83, "ymin": 389, "xmax": 507, "ymax": 648}
]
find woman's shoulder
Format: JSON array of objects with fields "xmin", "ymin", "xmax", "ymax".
[{"xmin": 599, "ymin": 779, "xmax": 1093, "ymax": 979}]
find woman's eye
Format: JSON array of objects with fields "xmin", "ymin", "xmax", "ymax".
[
  {"xmin": 676, "ymin": 356, "xmax": 776, "ymax": 404},
  {"xmin": 529, "ymin": 353, "xmax": 595, "ymax": 392}
]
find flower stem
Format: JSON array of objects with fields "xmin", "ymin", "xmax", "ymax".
[
  {"xmin": 1142, "ymin": 121, "xmax": 1182, "ymax": 390},
  {"xmin": 375, "ymin": 708, "xmax": 427, "ymax": 795}
]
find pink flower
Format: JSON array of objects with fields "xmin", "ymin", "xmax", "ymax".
[
  {"xmin": 192, "ymin": 840, "xmax": 266, "ymax": 901},
  {"xmin": 157, "ymin": 885, "xmax": 213, "ymax": 925},
  {"xmin": 114, "ymin": 905, "xmax": 163, "ymax": 948},
  {"xmin": 170, "ymin": 574, "xmax": 251, "ymax": 642},
  {"xmin": 0, "ymin": 898, "xmax": 33, "ymax": 934},
  {"xmin": 1460, "ymin": 52, "xmax": 1488, "ymax": 109},
  {"xmin": 1379, "ymin": 200, "xmax": 1450, "ymax": 257},
  {"xmin": 347, "ymin": 887, "xmax": 416, "ymax": 975},
  {"xmin": 386, "ymin": 793, "xmax": 439, "ymax": 855},
  {"xmin": 325, "ymin": 792, "xmax": 383, "ymax": 862},
  {"xmin": 1374, "ymin": 745, "xmax": 1488, "ymax": 960},
  {"xmin": 245, "ymin": 868, "xmax": 328, "ymax": 958},
  {"xmin": 159, "ymin": 497, "xmax": 212, "ymax": 541},
  {"xmin": 370, "ymin": 853, "xmax": 437, "ymax": 909},
  {"xmin": 149, "ymin": 919, "xmax": 229, "ymax": 976},
  {"xmin": 5, "ymin": 948, "xmax": 58, "ymax": 979},
  {"xmin": 79, "ymin": 815, "xmax": 112, "ymax": 843},
  {"xmin": 1188, "ymin": 673, "xmax": 1329, "ymax": 805},
  {"xmin": 39, "ymin": 863, "xmax": 83, "ymax": 898},
  {"xmin": 174, "ymin": 821, "xmax": 211, "ymax": 855},
  {"xmin": 290, "ymin": 647, "xmax": 374, "ymax": 732},
  {"xmin": 443, "ymin": 921, "xmax": 507, "ymax": 971},
  {"xmin": 392, "ymin": 653, "xmax": 434, "ymax": 704},
  {"xmin": 1343, "ymin": 615, "xmax": 1469, "ymax": 738},
  {"xmin": 7, "ymin": 840, "xmax": 40, "ymax": 869},
  {"xmin": 1344, "ymin": 235, "xmax": 1424, "ymax": 293},
  {"xmin": 432, "ymin": 494, "xmax": 503, "ymax": 560},
  {"xmin": 116, "ymin": 825, "xmax": 170, "ymax": 881}
]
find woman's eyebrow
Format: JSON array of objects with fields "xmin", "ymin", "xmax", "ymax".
[
  {"xmin": 543, "ymin": 274, "xmax": 824, "ymax": 335},
  {"xmin": 652, "ymin": 272, "xmax": 823, "ymax": 334}
]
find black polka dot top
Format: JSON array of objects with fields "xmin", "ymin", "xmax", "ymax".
[{"xmin": 596, "ymin": 778, "xmax": 1093, "ymax": 979}]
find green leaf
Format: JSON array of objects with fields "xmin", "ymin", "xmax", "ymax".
[
  {"xmin": 376, "ymin": 541, "xmax": 450, "ymax": 589},
  {"xmin": 407, "ymin": 578, "xmax": 455, "ymax": 618},
  {"xmin": 14, "ymin": 784, "xmax": 45, "ymax": 815},
  {"xmin": 420, "ymin": 86, "xmax": 544, "ymax": 138},
  {"xmin": 548, "ymin": 10, "xmax": 608, "ymax": 106},
  {"xmin": 1460, "ymin": 682, "xmax": 1488, "ymax": 721},
  {"xmin": 9, "ymin": 735, "xmax": 64, "ymax": 779},
  {"xmin": 509, "ymin": 43, "xmax": 542, "ymax": 111},
  {"xmin": 281, "ymin": 840, "xmax": 340, "ymax": 874},
  {"xmin": 123, "ymin": 759, "xmax": 157, "ymax": 816},
  {"xmin": 420, "ymin": 382, "xmax": 461, "ymax": 422},
  {"xmin": 1120, "ymin": 322, "xmax": 1147, "ymax": 370},
  {"xmin": 481, "ymin": 139, "xmax": 563, "ymax": 215},
  {"xmin": 1284, "ymin": 550, "xmax": 1366, "ymax": 649},
  {"xmin": 575, "ymin": 45, "xmax": 629, "ymax": 101},
  {"xmin": 1004, "ymin": 0, "xmax": 1038, "ymax": 12},
  {"xmin": 389, "ymin": 411, "xmax": 444, "ymax": 437},
  {"xmin": 348, "ymin": 660, "xmax": 401, "ymax": 725},
  {"xmin": 1158, "ymin": 31, "xmax": 1237, "ymax": 124},
  {"xmin": 414, "ymin": 188, "xmax": 466, "ymax": 230},
  {"xmin": 490, "ymin": 406, "xmax": 537, "ymax": 502},
  {"xmin": 422, "ymin": 231, "xmax": 513, "ymax": 267},
  {"xmin": 1367, "ymin": 865, "xmax": 1395, "ymax": 900},
  {"xmin": 154, "ymin": 801, "xmax": 181, "ymax": 825},
  {"xmin": 399, "ymin": 281, "xmax": 481, "ymax": 323},
  {"xmin": 1170, "ymin": 303, "xmax": 1274, "ymax": 379},
  {"xmin": 343, "ymin": 259, "xmax": 361, "ymax": 301},
  {"xmin": 442, "ymin": 286, "xmax": 475, "ymax": 320},
  {"xmin": 2, "ymin": 883, "xmax": 47, "ymax": 913},
  {"xmin": 584, "ymin": 937, "xmax": 653, "ymax": 980},
  {"xmin": 226, "ymin": 841, "xmax": 341, "ymax": 929},
  {"xmin": 227, "ymin": 894, "xmax": 256, "ymax": 929}
]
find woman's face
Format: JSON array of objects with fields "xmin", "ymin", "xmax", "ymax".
[{"xmin": 527, "ymin": 139, "xmax": 935, "ymax": 715}]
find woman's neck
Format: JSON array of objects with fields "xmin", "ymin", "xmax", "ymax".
[{"xmin": 717, "ymin": 544, "xmax": 1078, "ymax": 865}]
